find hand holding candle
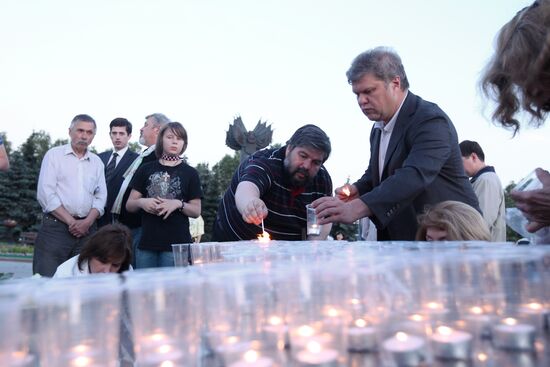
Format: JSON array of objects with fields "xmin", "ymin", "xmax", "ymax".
[{"xmin": 336, "ymin": 184, "xmax": 357, "ymax": 201}]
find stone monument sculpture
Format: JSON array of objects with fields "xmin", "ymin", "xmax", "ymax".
[{"xmin": 225, "ymin": 116, "xmax": 273, "ymax": 162}]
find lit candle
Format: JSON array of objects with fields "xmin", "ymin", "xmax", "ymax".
[
  {"xmin": 346, "ymin": 318, "xmax": 378, "ymax": 352},
  {"xmin": 308, "ymin": 224, "xmax": 320, "ymax": 236},
  {"xmin": 430, "ymin": 326, "xmax": 473, "ymax": 360},
  {"xmin": 138, "ymin": 333, "xmax": 184, "ymax": 367},
  {"xmin": 422, "ymin": 301, "xmax": 448, "ymax": 319},
  {"xmin": 342, "ymin": 187, "xmax": 351, "ymax": 197},
  {"xmin": 228, "ymin": 350, "xmax": 274, "ymax": 367},
  {"xmin": 518, "ymin": 302, "xmax": 549, "ymax": 332},
  {"xmin": 257, "ymin": 231, "xmax": 271, "ymax": 243},
  {"xmin": 492, "ymin": 318, "xmax": 535, "ymax": 350},
  {"xmin": 463, "ymin": 306, "xmax": 492, "ymax": 338},
  {"xmin": 262, "ymin": 316, "xmax": 289, "ymax": 349},
  {"xmin": 290, "ymin": 325, "xmax": 332, "ymax": 350},
  {"xmin": 382, "ymin": 332, "xmax": 426, "ymax": 366},
  {"xmin": 295, "ymin": 341, "xmax": 338, "ymax": 367},
  {"xmin": 398, "ymin": 314, "xmax": 429, "ymax": 336},
  {"xmin": 66, "ymin": 344, "xmax": 97, "ymax": 367}
]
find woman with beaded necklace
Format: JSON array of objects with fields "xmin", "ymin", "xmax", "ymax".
[{"xmin": 126, "ymin": 122, "xmax": 202, "ymax": 268}]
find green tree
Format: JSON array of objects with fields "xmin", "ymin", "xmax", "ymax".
[
  {"xmin": 195, "ymin": 163, "xmax": 216, "ymax": 242},
  {"xmin": 19, "ymin": 131, "xmax": 52, "ymax": 170},
  {"xmin": 504, "ymin": 182, "xmax": 520, "ymax": 242},
  {"xmin": 194, "ymin": 153, "xmax": 240, "ymax": 242},
  {"xmin": 128, "ymin": 142, "xmax": 142, "ymax": 153}
]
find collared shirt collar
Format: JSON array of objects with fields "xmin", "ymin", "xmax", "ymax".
[
  {"xmin": 114, "ymin": 145, "xmax": 129, "ymax": 157},
  {"xmin": 471, "ymin": 165, "xmax": 496, "ymax": 184},
  {"xmin": 63, "ymin": 143, "xmax": 90, "ymax": 160},
  {"xmin": 376, "ymin": 90, "xmax": 408, "ymax": 133}
]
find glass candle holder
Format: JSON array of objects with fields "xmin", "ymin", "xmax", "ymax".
[{"xmin": 35, "ymin": 276, "xmax": 122, "ymax": 367}]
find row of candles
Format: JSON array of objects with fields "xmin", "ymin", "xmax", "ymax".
[{"xmin": 1, "ymin": 241, "xmax": 549, "ymax": 366}]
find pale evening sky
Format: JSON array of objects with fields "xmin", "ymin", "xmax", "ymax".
[{"xmin": 1, "ymin": 0, "xmax": 546, "ymax": 187}]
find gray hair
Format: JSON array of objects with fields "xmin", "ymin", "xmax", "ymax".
[
  {"xmin": 69, "ymin": 114, "xmax": 96, "ymax": 132},
  {"xmin": 146, "ymin": 113, "xmax": 170, "ymax": 127},
  {"xmin": 346, "ymin": 47, "xmax": 409, "ymax": 90}
]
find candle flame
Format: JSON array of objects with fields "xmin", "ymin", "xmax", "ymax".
[
  {"xmin": 326, "ymin": 307, "xmax": 339, "ymax": 317},
  {"xmin": 226, "ymin": 336, "xmax": 239, "ymax": 344},
  {"xmin": 72, "ymin": 344, "xmax": 90, "ymax": 354},
  {"xmin": 396, "ymin": 332, "xmax": 408, "ymax": 341},
  {"xmin": 306, "ymin": 341, "xmax": 322, "ymax": 354},
  {"xmin": 426, "ymin": 301, "xmax": 442, "ymax": 310},
  {"xmin": 72, "ymin": 356, "xmax": 92, "ymax": 367},
  {"xmin": 350, "ymin": 298, "xmax": 360, "ymax": 305},
  {"xmin": 470, "ymin": 306, "xmax": 483, "ymax": 315},
  {"xmin": 244, "ymin": 350, "xmax": 259, "ymax": 363},
  {"xmin": 257, "ymin": 231, "xmax": 271, "ymax": 242},
  {"xmin": 354, "ymin": 319, "xmax": 367, "ymax": 328},
  {"xmin": 157, "ymin": 344, "xmax": 172, "ymax": 354},
  {"xmin": 503, "ymin": 317, "xmax": 517, "ymax": 326},
  {"xmin": 160, "ymin": 362, "xmax": 174, "ymax": 367},
  {"xmin": 436, "ymin": 326, "xmax": 453, "ymax": 336},
  {"xmin": 268, "ymin": 316, "xmax": 283, "ymax": 326},
  {"xmin": 527, "ymin": 302, "xmax": 542, "ymax": 310},
  {"xmin": 150, "ymin": 333, "xmax": 166, "ymax": 342},
  {"xmin": 297, "ymin": 325, "xmax": 315, "ymax": 337},
  {"xmin": 342, "ymin": 187, "xmax": 351, "ymax": 196},
  {"xmin": 477, "ymin": 353, "xmax": 488, "ymax": 362},
  {"xmin": 409, "ymin": 314, "xmax": 424, "ymax": 322}
]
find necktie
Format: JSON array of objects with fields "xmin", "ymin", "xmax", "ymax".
[{"xmin": 105, "ymin": 152, "xmax": 118, "ymax": 183}]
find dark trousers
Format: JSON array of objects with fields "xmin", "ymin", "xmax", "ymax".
[{"xmin": 32, "ymin": 215, "xmax": 97, "ymax": 277}]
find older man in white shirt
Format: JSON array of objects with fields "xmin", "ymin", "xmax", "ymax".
[{"xmin": 33, "ymin": 114, "xmax": 107, "ymax": 277}]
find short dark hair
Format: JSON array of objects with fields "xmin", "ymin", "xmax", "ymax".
[
  {"xmin": 155, "ymin": 122, "xmax": 188, "ymax": 158},
  {"xmin": 346, "ymin": 47, "xmax": 409, "ymax": 90},
  {"xmin": 78, "ymin": 224, "xmax": 132, "ymax": 273},
  {"xmin": 70, "ymin": 114, "xmax": 96, "ymax": 131},
  {"xmin": 459, "ymin": 140, "xmax": 485, "ymax": 161},
  {"xmin": 110, "ymin": 118, "xmax": 132, "ymax": 135},
  {"xmin": 286, "ymin": 124, "xmax": 331, "ymax": 162}
]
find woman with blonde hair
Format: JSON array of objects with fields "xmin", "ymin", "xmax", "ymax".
[{"xmin": 416, "ymin": 201, "xmax": 491, "ymax": 241}]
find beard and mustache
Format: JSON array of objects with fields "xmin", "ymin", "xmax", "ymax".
[{"xmin": 284, "ymin": 159, "xmax": 312, "ymax": 188}]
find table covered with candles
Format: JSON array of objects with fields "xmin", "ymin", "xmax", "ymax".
[{"xmin": 1, "ymin": 240, "xmax": 550, "ymax": 366}]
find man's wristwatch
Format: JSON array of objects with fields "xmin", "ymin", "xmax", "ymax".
[{"xmin": 180, "ymin": 199, "xmax": 185, "ymax": 213}]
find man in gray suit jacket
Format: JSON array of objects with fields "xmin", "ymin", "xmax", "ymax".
[
  {"xmin": 313, "ymin": 47, "xmax": 479, "ymax": 240},
  {"xmin": 98, "ymin": 118, "xmax": 138, "ymax": 227}
]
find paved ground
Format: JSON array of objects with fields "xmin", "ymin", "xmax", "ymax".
[{"xmin": 0, "ymin": 258, "xmax": 33, "ymax": 279}]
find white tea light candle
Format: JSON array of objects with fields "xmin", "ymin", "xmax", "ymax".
[
  {"xmin": 228, "ymin": 350, "xmax": 274, "ymax": 367},
  {"xmin": 295, "ymin": 341, "xmax": 338, "ymax": 367},
  {"xmin": 430, "ymin": 326, "xmax": 472, "ymax": 360},
  {"xmin": 382, "ymin": 332, "xmax": 425, "ymax": 366},
  {"xmin": 492, "ymin": 318, "xmax": 535, "ymax": 350},
  {"xmin": 346, "ymin": 319, "xmax": 378, "ymax": 352}
]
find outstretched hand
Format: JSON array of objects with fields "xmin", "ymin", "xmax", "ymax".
[
  {"xmin": 311, "ymin": 196, "xmax": 368, "ymax": 225},
  {"xmin": 241, "ymin": 198, "xmax": 268, "ymax": 225},
  {"xmin": 511, "ymin": 168, "xmax": 550, "ymax": 232}
]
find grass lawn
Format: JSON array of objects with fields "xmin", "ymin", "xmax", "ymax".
[{"xmin": 0, "ymin": 242, "xmax": 34, "ymax": 256}]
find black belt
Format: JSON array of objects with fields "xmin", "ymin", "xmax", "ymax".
[{"xmin": 44, "ymin": 213, "xmax": 86, "ymax": 222}]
